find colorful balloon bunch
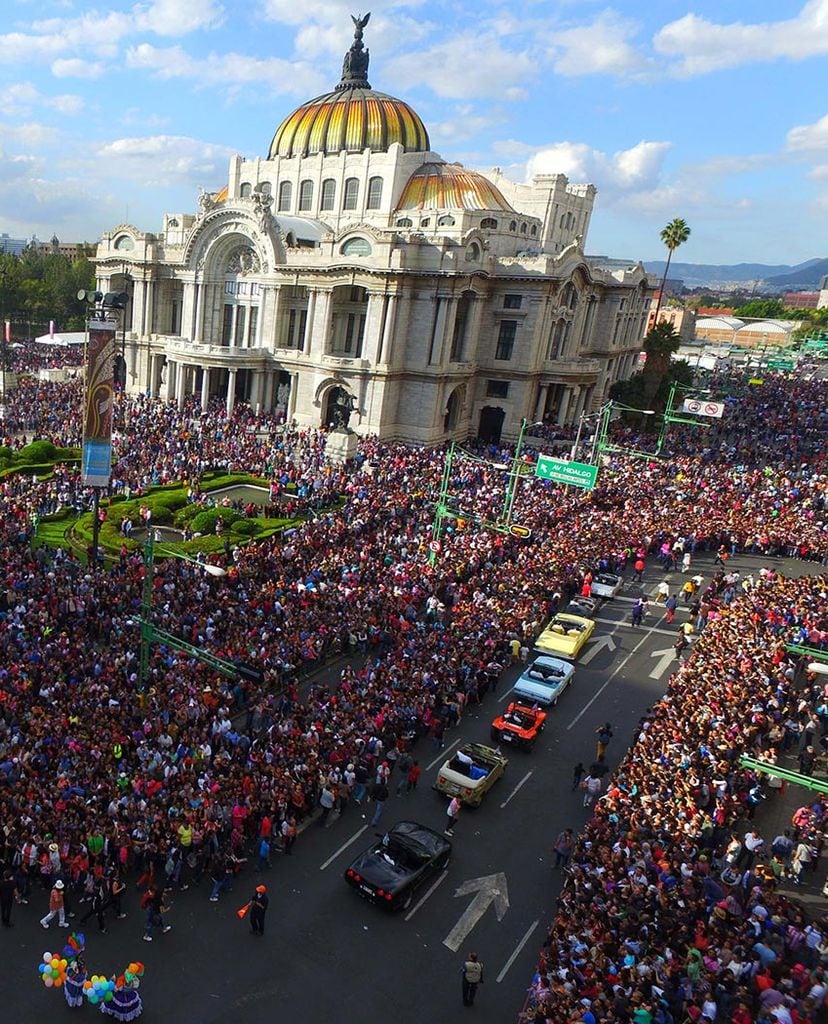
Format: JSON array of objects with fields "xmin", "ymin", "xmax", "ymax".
[
  {"xmin": 62, "ymin": 932, "xmax": 85, "ymax": 959},
  {"xmin": 120, "ymin": 961, "xmax": 145, "ymax": 989},
  {"xmin": 38, "ymin": 952, "xmax": 68, "ymax": 987},
  {"xmin": 83, "ymin": 975, "xmax": 116, "ymax": 1005}
]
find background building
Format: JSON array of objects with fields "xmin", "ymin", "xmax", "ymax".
[{"xmin": 94, "ymin": 19, "xmax": 652, "ymax": 444}]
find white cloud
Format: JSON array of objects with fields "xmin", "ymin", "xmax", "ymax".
[
  {"xmin": 525, "ymin": 139, "xmax": 672, "ymax": 193},
  {"xmin": 0, "ymin": 82, "xmax": 83, "ymax": 118},
  {"xmin": 386, "ymin": 32, "xmax": 535, "ymax": 100},
  {"xmin": 125, "ymin": 43, "xmax": 325, "ymax": 98},
  {"xmin": 548, "ymin": 10, "xmax": 648, "ymax": 77},
  {"xmin": 95, "ymin": 135, "xmax": 234, "ymax": 188},
  {"xmin": 430, "ymin": 106, "xmax": 497, "ymax": 145},
  {"xmin": 654, "ymin": 0, "xmax": 828, "ymax": 77},
  {"xmin": 51, "ymin": 58, "xmax": 107, "ymax": 79},
  {"xmin": 135, "ymin": 0, "xmax": 225, "ymax": 36},
  {"xmin": 787, "ymin": 113, "xmax": 828, "ymax": 152}
]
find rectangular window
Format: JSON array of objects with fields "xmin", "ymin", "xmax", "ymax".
[
  {"xmin": 248, "ymin": 306, "xmax": 259, "ymax": 347},
  {"xmin": 503, "ymin": 294, "xmax": 522, "ymax": 309},
  {"xmin": 234, "ymin": 306, "xmax": 246, "ymax": 348},
  {"xmin": 495, "ymin": 320, "xmax": 517, "ymax": 360},
  {"xmin": 345, "ymin": 314, "xmax": 355, "ymax": 353},
  {"xmin": 486, "ymin": 380, "xmax": 510, "ymax": 398},
  {"xmin": 221, "ymin": 304, "xmax": 233, "ymax": 346},
  {"xmin": 170, "ymin": 299, "xmax": 181, "ymax": 335}
]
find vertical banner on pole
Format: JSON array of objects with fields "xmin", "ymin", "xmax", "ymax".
[{"xmin": 82, "ymin": 318, "xmax": 115, "ymax": 487}]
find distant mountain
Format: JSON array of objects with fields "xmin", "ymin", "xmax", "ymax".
[
  {"xmin": 643, "ymin": 257, "xmax": 825, "ymax": 291},
  {"xmin": 764, "ymin": 258, "xmax": 828, "ymax": 290}
]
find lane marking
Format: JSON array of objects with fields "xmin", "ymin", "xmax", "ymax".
[
  {"xmin": 320, "ymin": 825, "xmax": 368, "ymax": 871},
  {"xmin": 404, "ymin": 869, "xmax": 449, "ymax": 921},
  {"xmin": 497, "ymin": 919, "xmax": 540, "ymax": 983},
  {"xmin": 591, "ymin": 615, "xmax": 679, "ymax": 638},
  {"xmin": 498, "ymin": 684, "xmax": 516, "ymax": 703},
  {"xmin": 500, "ymin": 770, "xmax": 533, "ymax": 809},
  {"xmin": 426, "ymin": 737, "xmax": 460, "ymax": 772},
  {"xmin": 567, "ymin": 629, "xmax": 652, "ymax": 731}
]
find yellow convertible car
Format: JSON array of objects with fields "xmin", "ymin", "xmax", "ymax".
[{"xmin": 534, "ymin": 613, "xmax": 596, "ymax": 660}]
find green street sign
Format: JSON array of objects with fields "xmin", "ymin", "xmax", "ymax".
[
  {"xmin": 767, "ymin": 360, "xmax": 794, "ymax": 370},
  {"xmin": 535, "ymin": 456, "xmax": 599, "ymax": 490}
]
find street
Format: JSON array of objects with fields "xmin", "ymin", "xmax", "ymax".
[{"xmin": 10, "ymin": 552, "xmax": 815, "ymax": 1023}]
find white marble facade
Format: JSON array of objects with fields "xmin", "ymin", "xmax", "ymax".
[{"xmin": 95, "ymin": 22, "xmax": 651, "ymax": 445}]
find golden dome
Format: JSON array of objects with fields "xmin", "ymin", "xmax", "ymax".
[
  {"xmin": 269, "ymin": 88, "xmax": 429, "ymax": 159},
  {"xmin": 268, "ymin": 15, "xmax": 429, "ymax": 159},
  {"xmin": 396, "ymin": 163, "xmax": 514, "ymax": 212}
]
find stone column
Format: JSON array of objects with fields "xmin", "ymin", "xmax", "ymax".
[
  {"xmin": 302, "ymin": 291, "xmax": 317, "ymax": 354},
  {"xmin": 534, "ymin": 383, "xmax": 549, "ymax": 421},
  {"xmin": 361, "ymin": 293, "xmax": 386, "ymax": 365},
  {"xmin": 308, "ymin": 289, "xmax": 332, "ymax": 357},
  {"xmin": 266, "ymin": 285, "xmax": 281, "ymax": 351},
  {"xmin": 262, "ymin": 371, "xmax": 274, "ymax": 413},
  {"xmin": 175, "ymin": 361, "xmax": 186, "ymax": 410},
  {"xmin": 377, "ymin": 294, "xmax": 397, "ymax": 363},
  {"xmin": 166, "ymin": 359, "xmax": 176, "ymax": 402},
  {"xmin": 201, "ymin": 366, "xmax": 211, "ymax": 411},
  {"xmin": 226, "ymin": 368, "xmax": 237, "ymax": 418},
  {"xmin": 249, "ymin": 370, "xmax": 261, "ymax": 413},
  {"xmin": 556, "ymin": 386, "xmax": 572, "ymax": 426},
  {"xmin": 193, "ymin": 283, "xmax": 203, "ymax": 342}
]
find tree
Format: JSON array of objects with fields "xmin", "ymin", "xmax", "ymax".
[
  {"xmin": 642, "ymin": 321, "xmax": 682, "ymax": 404},
  {"xmin": 654, "ymin": 218, "xmax": 691, "ymax": 321},
  {"xmin": 731, "ymin": 298, "xmax": 786, "ymax": 319}
]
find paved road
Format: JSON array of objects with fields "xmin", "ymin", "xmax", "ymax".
[{"xmin": 10, "ymin": 553, "xmax": 821, "ymax": 1022}]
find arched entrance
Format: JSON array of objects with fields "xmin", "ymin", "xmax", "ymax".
[
  {"xmin": 444, "ymin": 384, "xmax": 465, "ymax": 432},
  {"xmin": 323, "ymin": 385, "xmax": 356, "ymax": 429},
  {"xmin": 478, "ymin": 406, "xmax": 505, "ymax": 444}
]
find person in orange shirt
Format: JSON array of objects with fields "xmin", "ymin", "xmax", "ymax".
[{"xmin": 40, "ymin": 879, "xmax": 68, "ymax": 929}]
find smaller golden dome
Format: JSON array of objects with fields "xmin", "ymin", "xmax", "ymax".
[
  {"xmin": 396, "ymin": 163, "xmax": 514, "ymax": 213},
  {"xmin": 213, "ymin": 186, "xmax": 228, "ymax": 203}
]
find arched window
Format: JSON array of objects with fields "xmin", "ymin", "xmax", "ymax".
[
  {"xmin": 509, "ymin": 220, "xmax": 517, "ymax": 231},
  {"xmin": 466, "ymin": 242, "xmax": 480, "ymax": 262},
  {"xmin": 366, "ymin": 176, "xmax": 383, "ymax": 209},
  {"xmin": 520, "ymin": 222, "xmax": 527, "ymax": 233},
  {"xmin": 343, "ymin": 177, "xmax": 359, "ymax": 210},
  {"xmin": 437, "ymin": 215, "xmax": 455, "ymax": 227},
  {"xmin": 530, "ymin": 224, "xmax": 538, "ymax": 236},
  {"xmin": 562, "ymin": 283, "xmax": 578, "ymax": 311},
  {"xmin": 396, "ymin": 217, "xmax": 413, "ymax": 227},
  {"xmin": 278, "ymin": 181, "xmax": 292, "ymax": 211},
  {"xmin": 320, "ymin": 178, "xmax": 336, "ymax": 211},
  {"xmin": 480, "ymin": 217, "xmax": 498, "ymax": 229},
  {"xmin": 341, "ymin": 237, "xmax": 372, "ymax": 256},
  {"xmin": 421, "ymin": 218, "xmax": 430, "ymax": 227},
  {"xmin": 298, "ymin": 179, "xmax": 314, "ymax": 212},
  {"xmin": 259, "ymin": 182, "xmax": 272, "ymax": 195},
  {"xmin": 240, "ymin": 182, "xmax": 252, "ymax": 198}
]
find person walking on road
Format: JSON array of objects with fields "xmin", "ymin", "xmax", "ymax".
[
  {"xmin": 631, "ymin": 597, "xmax": 646, "ymax": 627},
  {"xmin": 445, "ymin": 796, "xmax": 461, "ymax": 837},
  {"xmin": 665, "ymin": 593, "xmax": 678, "ymax": 624},
  {"xmin": 142, "ymin": 886, "xmax": 171, "ymax": 942},
  {"xmin": 249, "ymin": 884, "xmax": 269, "ymax": 936},
  {"xmin": 553, "ymin": 829, "xmax": 574, "ymax": 868},
  {"xmin": 370, "ymin": 779, "xmax": 389, "ymax": 827},
  {"xmin": 582, "ymin": 773, "xmax": 603, "ymax": 808},
  {"xmin": 595, "ymin": 723, "xmax": 613, "ymax": 759},
  {"xmin": 40, "ymin": 879, "xmax": 69, "ymax": 929},
  {"xmin": 571, "ymin": 762, "xmax": 585, "ymax": 791},
  {"xmin": 461, "ymin": 952, "xmax": 484, "ymax": 1006},
  {"xmin": 0, "ymin": 868, "xmax": 17, "ymax": 927}
]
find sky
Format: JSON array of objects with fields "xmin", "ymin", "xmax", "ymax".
[{"xmin": 1, "ymin": 0, "xmax": 828, "ymax": 266}]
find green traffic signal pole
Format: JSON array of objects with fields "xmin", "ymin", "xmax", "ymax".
[
  {"xmin": 138, "ymin": 529, "xmax": 242, "ymax": 695},
  {"xmin": 429, "ymin": 418, "xmax": 534, "ymax": 565},
  {"xmin": 592, "ymin": 401, "xmax": 659, "ymax": 464}
]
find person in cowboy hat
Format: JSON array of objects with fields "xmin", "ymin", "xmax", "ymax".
[{"xmin": 40, "ymin": 879, "xmax": 69, "ymax": 929}]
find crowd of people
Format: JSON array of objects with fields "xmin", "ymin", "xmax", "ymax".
[{"xmin": 0, "ymin": 360, "xmax": 825, "ymax": 1022}]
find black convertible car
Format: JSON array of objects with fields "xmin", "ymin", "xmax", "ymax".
[{"xmin": 344, "ymin": 821, "xmax": 452, "ymax": 911}]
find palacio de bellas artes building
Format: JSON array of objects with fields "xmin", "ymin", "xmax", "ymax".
[{"xmin": 94, "ymin": 14, "xmax": 652, "ymax": 445}]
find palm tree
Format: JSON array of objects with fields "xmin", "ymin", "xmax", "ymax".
[
  {"xmin": 653, "ymin": 218, "xmax": 691, "ymax": 322},
  {"xmin": 642, "ymin": 320, "xmax": 682, "ymax": 404}
]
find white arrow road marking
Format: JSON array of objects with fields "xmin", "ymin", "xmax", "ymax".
[
  {"xmin": 648, "ymin": 647, "xmax": 676, "ymax": 679},
  {"xmin": 443, "ymin": 873, "xmax": 510, "ymax": 952},
  {"xmin": 579, "ymin": 634, "xmax": 618, "ymax": 666},
  {"xmin": 497, "ymin": 919, "xmax": 540, "ymax": 983},
  {"xmin": 592, "ymin": 615, "xmax": 680, "ymax": 638}
]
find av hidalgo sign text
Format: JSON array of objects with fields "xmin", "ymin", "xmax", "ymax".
[{"xmin": 535, "ymin": 456, "xmax": 599, "ymax": 490}]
